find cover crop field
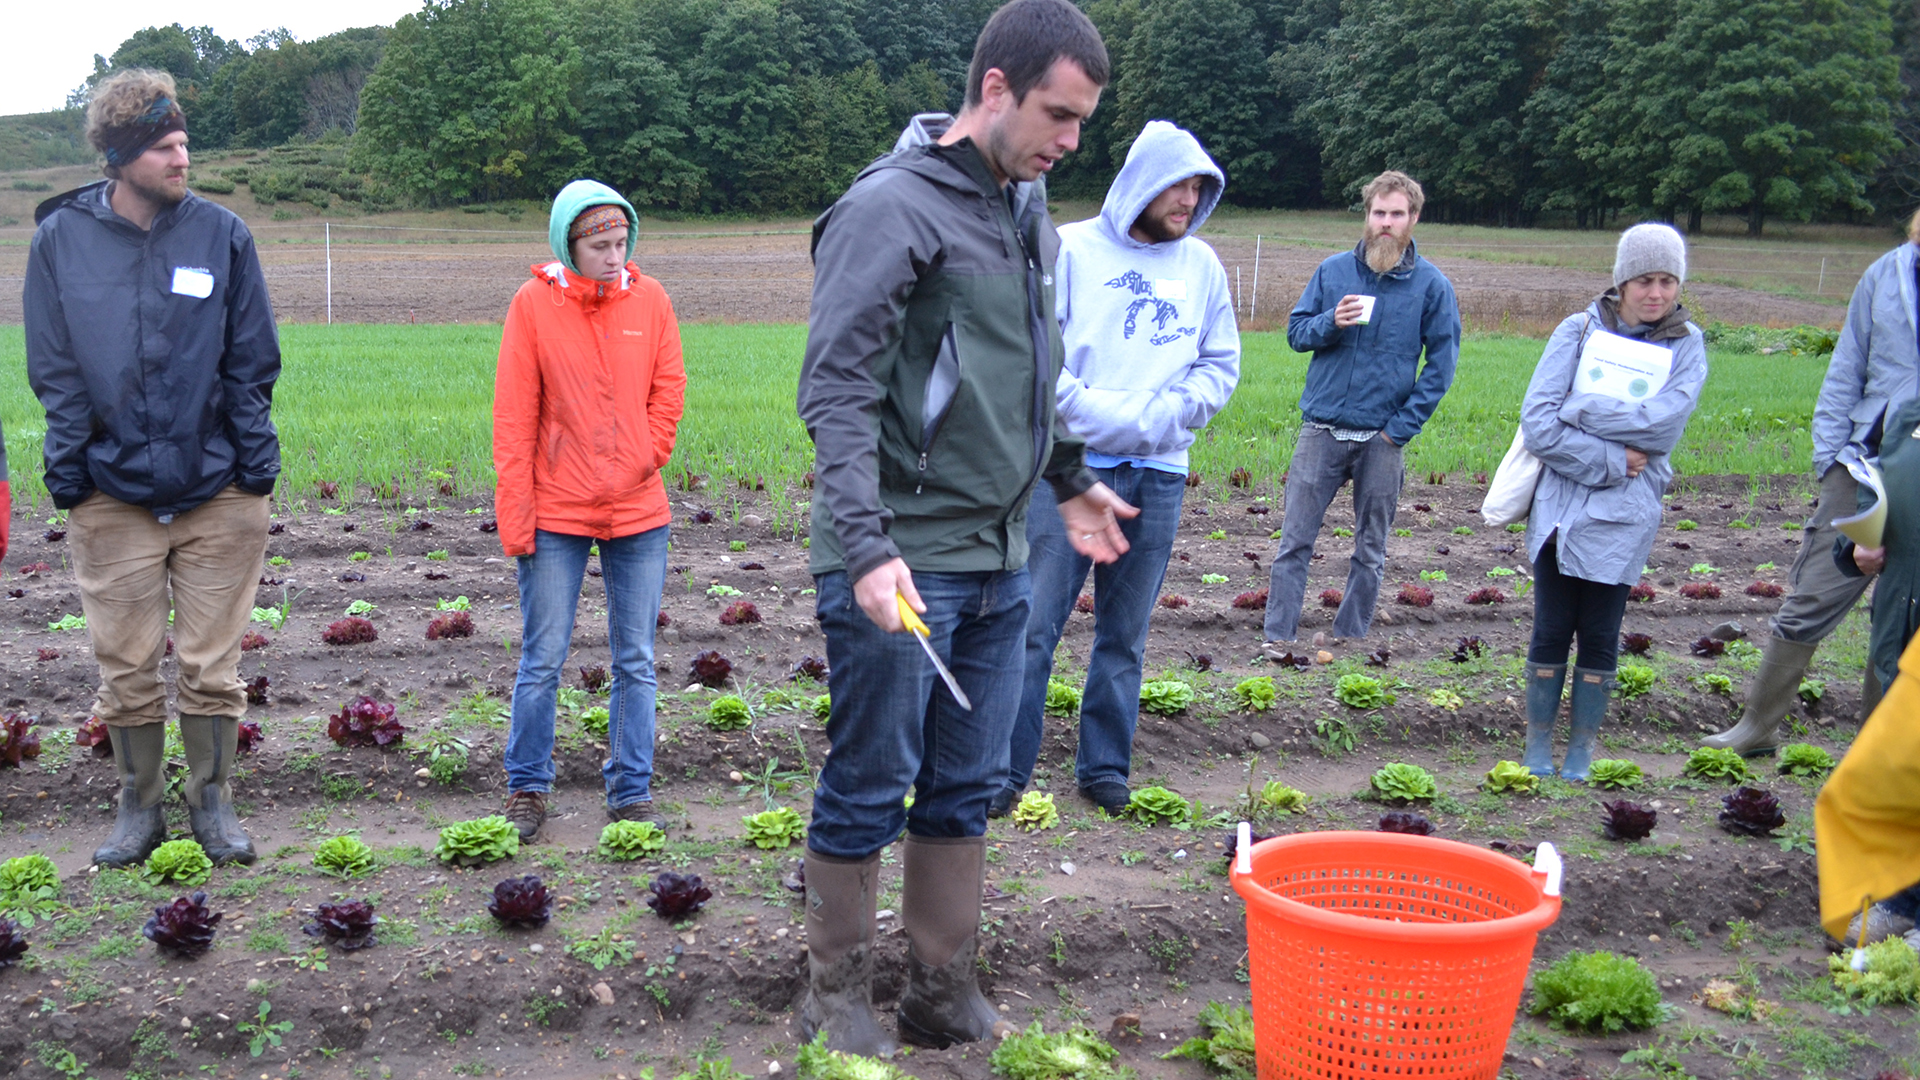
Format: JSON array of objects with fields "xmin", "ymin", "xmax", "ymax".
[{"xmin": 0, "ymin": 322, "xmax": 1904, "ymax": 1080}]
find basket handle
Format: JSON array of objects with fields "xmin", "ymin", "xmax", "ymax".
[
  {"xmin": 1237, "ymin": 821, "xmax": 1253, "ymax": 877},
  {"xmin": 1533, "ymin": 841, "xmax": 1563, "ymax": 897}
]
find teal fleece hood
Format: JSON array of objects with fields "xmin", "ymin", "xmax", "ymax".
[{"xmin": 547, "ymin": 179, "xmax": 638, "ymax": 274}]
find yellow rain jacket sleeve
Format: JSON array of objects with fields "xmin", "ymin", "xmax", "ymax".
[{"xmin": 1817, "ymin": 630, "xmax": 1920, "ymax": 940}]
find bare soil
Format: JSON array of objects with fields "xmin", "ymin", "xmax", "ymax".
[
  {"xmin": 0, "ymin": 213, "xmax": 1844, "ymax": 330},
  {"xmin": 0, "ymin": 471, "xmax": 1903, "ymax": 1080}
]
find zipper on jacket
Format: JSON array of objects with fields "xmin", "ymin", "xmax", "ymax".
[
  {"xmin": 917, "ymin": 322, "xmax": 962, "ymax": 494},
  {"xmin": 1011, "ymin": 209, "xmax": 1051, "ymax": 512}
]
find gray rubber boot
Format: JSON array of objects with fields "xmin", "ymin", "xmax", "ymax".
[
  {"xmin": 93, "ymin": 723, "xmax": 168, "ymax": 867},
  {"xmin": 1522, "ymin": 663, "xmax": 1566, "ymax": 777},
  {"xmin": 1561, "ymin": 667, "xmax": 1613, "ymax": 782},
  {"xmin": 797, "ymin": 849, "xmax": 896, "ymax": 1058},
  {"xmin": 180, "ymin": 716, "xmax": 256, "ymax": 865},
  {"xmin": 1863, "ymin": 663, "xmax": 1885, "ymax": 722},
  {"xmin": 1703, "ymin": 636, "xmax": 1818, "ymax": 757},
  {"xmin": 897, "ymin": 835, "xmax": 1015, "ymax": 1049}
]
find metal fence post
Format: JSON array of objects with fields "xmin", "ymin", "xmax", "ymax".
[{"xmin": 1251, "ymin": 235, "xmax": 1262, "ymax": 322}]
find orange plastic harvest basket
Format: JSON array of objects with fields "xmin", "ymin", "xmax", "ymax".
[{"xmin": 1228, "ymin": 827, "xmax": 1563, "ymax": 1079}]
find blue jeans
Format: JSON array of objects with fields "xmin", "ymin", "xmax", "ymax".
[
  {"xmin": 1006, "ymin": 465, "xmax": 1185, "ymax": 793},
  {"xmin": 808, "ymin": 567, "xmax": 1030, "ymax": 859},
  {"xmin": 1265, "ymin": 426, "xmax": 1405, "ymax": 640},
  {"xmin": 505, "ymin": 526, "xmax": 669, "ymax": 808}
]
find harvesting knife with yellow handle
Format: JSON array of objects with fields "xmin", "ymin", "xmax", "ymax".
[{"xmin": 896, "ymin": 592, "xmax": 973, "ymax": 711}]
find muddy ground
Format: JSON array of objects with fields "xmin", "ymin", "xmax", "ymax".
[
  {"xmin": 0, "ymin": 207, "xmax": 1845, "ymax": 332},
  {"xmin": 0, "ymin": 472, "xmax": 1910, "ymax": 1080}
]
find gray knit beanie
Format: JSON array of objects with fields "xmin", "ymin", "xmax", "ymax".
[{"xmin": 1613, "ymin": 223, "xmax": 1687, "ymax": 288}]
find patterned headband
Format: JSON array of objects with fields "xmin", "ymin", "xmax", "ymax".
[
  {"xmin": 569, "ymin": 204, "xmax": 629, "ymax": 240},
  {"xmin": 102, "ymin": 96, "xmax": 187, "ymax": 168}
]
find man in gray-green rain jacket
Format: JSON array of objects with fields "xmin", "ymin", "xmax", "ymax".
[{"xmin": 792, "ymin": 0, "xmax": 1137, "ymax": 1059}]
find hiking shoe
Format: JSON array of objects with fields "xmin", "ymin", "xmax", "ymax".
[
  {"xmin": 986, "ymin": 787, "xmax": 1018, "ymax": 820},
  {"xmin": 1845, "ymin": 903, "xmax": 1915, "ymax": 947},
  {"xmin": 503, "ymin": 790, "xmax": 547, "ymax": 842},
  {"xmin": 608, "ymin": 800, "xmax": 662, "ymax": 827},
  {"xmin": 1079, "ymin": 781, "xmax": 1131, "ymax": 816}
]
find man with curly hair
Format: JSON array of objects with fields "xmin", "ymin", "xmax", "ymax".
[{"xmin": 25, "ymin": 68, "xmax": 280, "ymax": 869}]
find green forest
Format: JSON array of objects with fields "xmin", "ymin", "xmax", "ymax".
[{"xmin": 10, "ymin": 0, "xmax": 1920, "ymax": 233}]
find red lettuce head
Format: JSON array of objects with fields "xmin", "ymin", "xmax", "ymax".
[
  {"xmin": 1719, "ymin": 787, "xmax": 1785, "ymax": 837},
  {"xmin": 1602, "ymin": 800, "xmax": 1658, "ymax": 841},
  {"xmin": 327, "ymin": 696, "xmax": 406, "ymax": 748},
  {"xmin": 646, "ymin": 872, "xmax": 713, "ymax": 919},
  {"xmin": 144, "ymin": 892, "xmax": 221, "ymax": 958},
  {"xmin": 1377, "ymin": 812, "xmax": 1435, "ymax": 836},
  {"xmin": 488, "ymin": 875, "xmax": 555, "ymax": 929},
  {"xmin": 304, "ymin": 900, "xmax": 379, "ymax": 950}
]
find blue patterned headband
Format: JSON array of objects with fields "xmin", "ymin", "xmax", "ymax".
[{"xmin": 102, "ymin": 96, "xmax": 186, "ymax": 168}]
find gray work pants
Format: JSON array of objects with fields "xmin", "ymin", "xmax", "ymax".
[
  {"xmin": 1264, "ymin": 426, "xmax": 1405, "ymax": 640},
  {"xmin": 1772, "ymin": 464, "xmax": 1873, "ymax": 643}
]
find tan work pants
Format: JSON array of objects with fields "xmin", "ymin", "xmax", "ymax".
[{"xmin": 68, "ymin": 486, "xmax": 269, "ymax": 726}]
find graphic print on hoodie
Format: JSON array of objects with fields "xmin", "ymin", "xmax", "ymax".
[
  {"xmin": 1102, "ymin": 270, "xmax": 1194, "ymax": 345},
  {"xmin": 1054, "ymin": 121, "xmax": 1241, "ymax": 472}
]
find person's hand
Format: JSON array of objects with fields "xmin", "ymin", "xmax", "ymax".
[
  {"xmin": 1625, "ymin": 448, "xmax": 1649, "ymax": 478},
  {"xmin": 854, "ymin": 557, "xmax": 923, "ymax": 632},
  {"xmin": 1854, "ymin": 545, "xmax": 1887, "ymax": 576},
  {"xmin": 1059, "ymin": 483, "xmax": 1140, "ymax": 564},
  {"xmin": 1332, "ymin": 295, "xmax": 1367, "ymax": 329},
  {"xmin": 1378, "ymin": 433, "xmax": 1398, "ymax": 447}
]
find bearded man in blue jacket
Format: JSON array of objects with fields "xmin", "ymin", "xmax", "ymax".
[
  {"xmin": 1263, "ymin": 170, "xmax": 1459, "ymax": 648},
  {"xmin": 26, "ymin": 69, "xmax": 280, "ymax": 870},
  {"xmin": 993, "ymin": 121, "xmax": 1240, "ymax": 816}
]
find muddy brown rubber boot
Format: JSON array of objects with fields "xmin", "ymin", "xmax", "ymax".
[
  {"xmin": 180, "ymin": 716, "xmax": 256, "ymax": 865},
  {"xmin": 897, "ymin": 835, "xmax": 1015, "ymax": 1049},
  {"xmin": 1703, "ymin": 636, "xmax": 1817, "ymax": 757},
  {"xmin": 797, "ymin": 849, "xmax": 896, "ymax": 1058},
  {"xmin": 94, "ymin": 722, "xmax": 168, "ymax": 867}
]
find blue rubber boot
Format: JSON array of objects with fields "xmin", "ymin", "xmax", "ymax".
[
  {"xmin": 1523, "ymin": 663, "xmax": 1566, "ymax": 777},
  {"xmin": 1562, "ymin": 666, "xmax": 1614, "ymax": 782}
]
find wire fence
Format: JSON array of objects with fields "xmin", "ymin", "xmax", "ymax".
[{"xmin": 0, "ymin": 218, "xmax": 1863, "ymax": 329}]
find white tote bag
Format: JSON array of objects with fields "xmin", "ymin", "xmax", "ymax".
[
  {"xmin": 1480, "ymin": 315, "xmax": 1598, "ymax": 528},
  {"xmin": 1480, "ymin": 426, "xmax": 1540, "ymax": 527}
]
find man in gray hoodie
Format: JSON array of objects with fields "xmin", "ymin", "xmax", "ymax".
[
  {"xmin": 994, "ymin": 121, "xmax": 1239, "ymax": 818},
  {"xmin": 1705, "ymin": 216, "xmax": 1920, "ymax": 756}
]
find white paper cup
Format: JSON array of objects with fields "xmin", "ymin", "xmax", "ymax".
[{"xmin": 1354, "ymin": 295, "xmax": 1377, "ymax": 325}]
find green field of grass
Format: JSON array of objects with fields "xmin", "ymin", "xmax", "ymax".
[{"xmin": 0, "ymin": 324, "xmax": 1826, "ymax": 514}]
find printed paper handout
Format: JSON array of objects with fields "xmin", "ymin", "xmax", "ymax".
[
  {"xmin": 1835, "ymin": 456, "xmax": 1887, "ymax": 549},
  {"xmin": 1576, "ymin": 329, "xmax": 1673, "ymax": 403}
]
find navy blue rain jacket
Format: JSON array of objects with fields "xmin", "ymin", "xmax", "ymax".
[
  {"xmin": 25, "ymin": 182, "xmax": 280, "ymax": 517},
  {"xmin": 1286, "ymin": 241, "xmax": 1460, "ymax": 445}
]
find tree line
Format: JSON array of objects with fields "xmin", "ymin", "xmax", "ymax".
[{"xmin": 55, "ymin": 0, "xmax": 1920, "ymax": 233}]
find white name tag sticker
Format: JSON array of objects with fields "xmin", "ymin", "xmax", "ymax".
[
  {"xmin": 1154, "ymin": 278, "xmax": 1188, "ymax": 301},
  {"xmin": 171, "ymin": 266, "xmax": 214, "ymax": 299}
]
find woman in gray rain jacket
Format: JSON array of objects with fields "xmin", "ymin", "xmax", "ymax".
[{"xmin": 1520, "ymin": 224, "xmax": 1708, "ymax": 780}]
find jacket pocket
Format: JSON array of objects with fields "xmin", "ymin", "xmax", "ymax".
[
  {"xmin": 916, "ymin": 322, "xmax": 961, "ymax": 494},
  {"xmin": 1850, "ymin": 396, "xmax": 1889, "ymax": 450},
  {"xmin": 1585, "ymin": 481, "xmax": 1654, "ymax": 524}
]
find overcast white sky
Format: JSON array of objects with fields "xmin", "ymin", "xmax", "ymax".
[{"xmin": 3, "ymin": 0, "xmax": 426, "ymax": 115}]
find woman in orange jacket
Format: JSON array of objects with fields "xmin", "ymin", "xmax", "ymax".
[{"xmin": 493, "ymin": 179, "xmax": 686, "ymax": 840}]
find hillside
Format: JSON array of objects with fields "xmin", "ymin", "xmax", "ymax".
[{"xmin": 0, "ymin": 110, "xmax": 91, "ymax": 173}]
